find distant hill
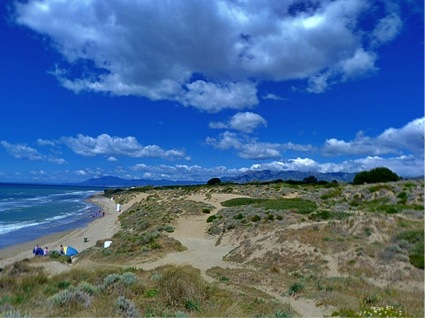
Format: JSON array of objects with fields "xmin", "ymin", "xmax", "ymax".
[
  {"xmin": 224, "ymin": 170, "xmax": 356, "ymax": 183},
  {"xmin": 77, "ymin": 170, "xmax": 356, "ymax": 188},
  {"xmin": 76, "ymin": 176, "xmax": 203, "ymax": 187}
]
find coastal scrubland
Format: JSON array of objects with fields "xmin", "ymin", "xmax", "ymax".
[{"xmin": 0, "ymin": 179, "xmax": 423, "ymax": 317}]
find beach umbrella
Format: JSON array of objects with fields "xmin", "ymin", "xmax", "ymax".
[{"xmin": 63, "ymin": 245, "xmax": 78, "ymax": 256}]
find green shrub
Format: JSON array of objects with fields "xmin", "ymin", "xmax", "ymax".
[
  {"xmin": 221, "ymin": 197, "xmax": 316, "ymax": 214},
  {"xmin": 396, "ymin": 191, "xmax": 407, "ymax": 204},
  {"xmin": 233, "ymin": 213, "xmax": 244, "ymax": 220},
  {"xmin": 157, "ymin": 266, "xmax": 209, "ymax": 309},
  {"xmin": 308, "ymin": 210, "xmax": 348, "ymax": 221},
  {"xmin": 77, "ymin": 282, "xmax": 98, "ymax": 295},
  {"xmin": 287, "ymin": 282, "xmax": 304, "ymax": 295},
  {"xmin": 116, "ymin": 296, "xmax": 140, "ymax": 318},
  {"xmin": 266, "ymin": 214, "xmax": 275, "ymax": 221},
  {"xmin": 103, "ymin": 273, "xmax": 121, "ymax": 288},
  {"xmin": 395, "ymin": 230, "xmax": 424, "ymax": 269},
  {"xmin": 163, "ymin": 225, "xmax": 175, "ymax": 233},
  {"xmin": 251, "ymin": 215, "xmax": 261, "ymax": 222},
  {"xmin": 206, "ymin": 215, "xmax": 217, "ymax": 223},
  {"xmin": 57, "ymin": 281, "xmax": 71, "ymax": 289},
  {"xmin": 409, "ymin": 240, "xmax": 424, "ymax": 269},
  {"xmin": 48, "ymin": 289, "xmax": 91, "ymax": 309},
  {"xmin": 353, "ymin": 167, "xmax": 400, "ymax": 185},
  {"xmin": 120, "ymin": 272, "xmax": 138, "ymax": 286}
]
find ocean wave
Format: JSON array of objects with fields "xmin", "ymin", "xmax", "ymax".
[
  {"xmin": 0, "ymin": 208, "xmax": 93, "ymax": 236},
  {"xmin": 0, "ymin": 219, "xmax": 41, "ymax": 235}
]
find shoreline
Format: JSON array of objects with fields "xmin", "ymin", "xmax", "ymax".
[{"xmin": 0, "ymin": 194, "xmax": 119, "ymax": 269}]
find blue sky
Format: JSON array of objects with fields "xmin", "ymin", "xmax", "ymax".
[{"xmin": 0, "ymin": 0, "xmax": 423, "ymax": 184}]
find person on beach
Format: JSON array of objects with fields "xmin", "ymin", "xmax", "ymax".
[
  {"xmin": 43, "ymin": 247, "xmax": 49, "ymax": 256},
  {"xmin": 60, "ymin": 245, "xmax": 64, "ymax": 255},
  {"xmin": 33, "ymin": 244, "xmax": 43, "ymax": 256}
]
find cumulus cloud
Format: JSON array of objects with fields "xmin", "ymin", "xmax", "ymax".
[
  {"xmin": 1, "ymin": 141, "xmax": 43, "ymax": 161},
  {"xmin": 247, "ymin": 154, "xmax": 423, "ymax": 178},
  {"xmin": 178, "ymin": 81, "xmax": 259, "ymax": 113},
  {"xmin": 322, "ymin": 117, "xmax": 425, "ymax": 157},
  {"xmin": 209, "ymin": 112, "xmax": 267, "ymax": 133},
  {"xmin": 307, "ymin": 48, "xmax": 377, "ymax": 93},
  {"xmin": 230, "ymin": 112, "xmax": 267, "ymax": 133},
  {"xmin": 14, "ymin": 0, "xmax": 403, "ymax": 110},
  {"xmin": 204, "ymin": 117, "xmax": 423, "ymax": 176},
  {"xmin": 262, "ymin": 93, "xmax": 286, "ymax": 101},
  {"xmin": 131, "ymin": 163, "xmax": 243, "ymax": 181},
  {"xmin": 37, "ymin": 139, "xmax": 56, "ymax": 147},
  {"xmin": 61, "ymin": 134, "xmax": 187, "ymax": 160},
  {"xmin": 1, "ymin": 141, "xmax": 66, "ymax": 164},
  {"xmin": 126, "ymin": 154, "xmax": 422, "ymax": 182},
  {"xmin": 371, "ymin": 13, "xmax": 402, "ymax": 46},
  {"xmin": 206, "ymin": 131, "xmax": 315, "ymax": 160}
]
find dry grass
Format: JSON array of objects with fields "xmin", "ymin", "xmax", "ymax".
[{"xmin": 1, "ymin": 179, "xmax": 423, "ymax": 317}]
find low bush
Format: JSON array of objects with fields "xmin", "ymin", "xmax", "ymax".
[
  {"xmin": 287, "ymin": 282, "xmax": 304, "ymax": 296},
  {"xmin": 221, "ymin": 198, "xmax": 317, "ymax": 214},
  {"xmin": 394, "ymin": 230, "xmax": 424, "ymax": 269},
  {"xmin": 206, "ymin": 215, "xmax": 217, "ymax": 223},
  {"xmin": 157, "ymin": 266, "xmax": 209, "ymax": 310},
  {"xmin": 116, "ymin": 296, "xmax": 140, "ymax": 318}
]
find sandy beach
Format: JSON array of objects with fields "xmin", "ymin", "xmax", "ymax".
[{"xmin": 0, "ymin": 194, "xmax": 119, "ymax": 270}]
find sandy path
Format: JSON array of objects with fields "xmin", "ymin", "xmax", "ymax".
[
  {"xmin": 136, "ymin": 193, "xmax": 242, "ymax": 277},
  {"xmin": 136, "ymin": 192, "xmax": 332, "ymax": 317}
]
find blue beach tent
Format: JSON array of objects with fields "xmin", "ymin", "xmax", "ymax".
[{"xmin": 63, "ymin": 245, "xmax": 78, "ymax": 256}]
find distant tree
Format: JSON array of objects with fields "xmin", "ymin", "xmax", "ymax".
[
  {"xmin": 207, "ymin": 177, "xmax": 221, "ymax": 185},
  {"xmin": 353, "ymin": 167, "xmax": 401, "ymax": 185},
  {"xmin": 303, "ymin": 175, "xmax": 318, "ymax": 184}
]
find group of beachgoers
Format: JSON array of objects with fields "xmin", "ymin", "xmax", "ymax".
[
  {"xmin": 32, "ymin": 244, "xmax": 48, "ymax": 256},
  {"xmin": 90, "ymin": 209, "xmax": 105, "ymax": 219},
  {"xmin": 33, "ymin": 244, "xmax": 66, "ymax": 257}
]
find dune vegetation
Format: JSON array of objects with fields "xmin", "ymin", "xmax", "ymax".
[{"xmin": 0, "ymin": 178, "xmax": 423, "ymax": 317}]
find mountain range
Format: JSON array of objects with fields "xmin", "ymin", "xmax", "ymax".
[{"xmin": 76, "ymin": 170, "xmax": 357, "ymax": 187}]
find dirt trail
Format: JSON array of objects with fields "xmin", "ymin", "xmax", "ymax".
[
  {"xmin": 135, "ymin": 193, "xmax": 332, "ymax": 317},
  {"xmin": 136, "ymin": 193, "xmax": 241, "ymax": 278}
]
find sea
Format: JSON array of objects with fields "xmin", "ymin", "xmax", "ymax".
[{"xmin": 0, "ymin": 183, "xmax": 103, "ymax": 250}]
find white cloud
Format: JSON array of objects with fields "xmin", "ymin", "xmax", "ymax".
[
  {"xmin": 262, "ymin": 93, "xmax": 286, "ymax": 101},
  {"xmin": 37, "ymin": 139, "xmax": 56, "ymax": 146},
  {"xmin": 339, "ymin": 49, "xmax": 377, "ymax": 80},
  {"xmin": 209, "ymin": 121, "xmax": 228, "ymax": 130},
  {"xmin": 206, "ymin": 131, "xmax": 243, "ymax": 151},
  {"xmin": 307, "ymin": 49, "xmax": 377, "ymax": 93},
  {"xmin": 1, "ymin": 141, "xmax": 43, "ymax": 161},
  {"xmin": 238, "ymin": 144, "xmax": 281, "ymax": 160},
  {"xmin": 0, "ymin": 141, "xmax": 65, "ymax": 164},
  {"xmin": 131, "ymin": 163, "xmax": 243, "ymax": 181},
  {"xmin": 206, "ymin": 131, "xmax": 314, "ymax": 160},
  {"xmin": 14, "ymin": 0, "xmax": 403, "ymax": 110},
  {"xmin": 371, "ymin": 13, "xmax": 402, "ymax": 46},
  {"xmin": 250, "ymin": 158, "xmax": 320, "ymax": 172},
  {"xmin": 178, "ymin": 81, "xmax": 258, "ymax": 113},
  {"xmin": 61, "ymin": 134, "xmax": 187, "ymax": 160},
  {"xmin": 247, "ymin": 155, "xmax": 424, "ymax": 178},
  {"xmin": 322, "ymin": 117, "xmax": 425, "ymax": 157},
  {"xmin": 210, "ymin": 112, "xmax": 267, "ymax": 133},
  {"xmin": 229, "ymin": 112, "xmax": 267, "ymax": 133}
]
